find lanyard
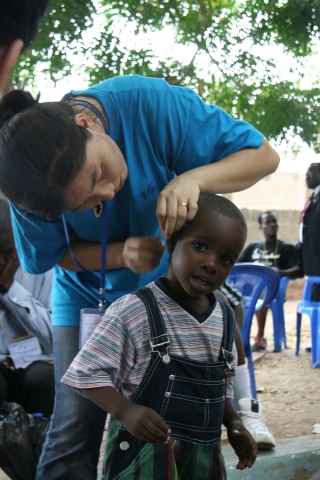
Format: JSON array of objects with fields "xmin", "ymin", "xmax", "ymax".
[
  {"xmin": 61, "ymin": 200, "xmax": 107, "ymax": 313},
  {"xmin": 62, "ymin": 100, "xmax": 109, "ymax": 312}
]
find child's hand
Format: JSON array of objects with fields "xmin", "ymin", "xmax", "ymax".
[
  {"xmin": 227, "ymin": 421, "xmax": 257, "ymax": 470},
  {"xmin": 120, "ymin": 403, "xmax": 171, "ymax": 445}
]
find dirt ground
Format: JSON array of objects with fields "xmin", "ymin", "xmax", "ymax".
[
  {"xmin": 221, "ymin": 281, "xmax": 320, "ymax": 446},
  {"xmin": 248, "ymin": 300, "xmax": 319, "ymax": 440},
  {"xmin": 1, "ymin": 283, "xmax": 319, "ymax": 480}
]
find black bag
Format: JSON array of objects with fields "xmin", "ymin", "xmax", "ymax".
[{"xmin": 0, "ymin": 401, "xmax": 49, "ymax": 480}]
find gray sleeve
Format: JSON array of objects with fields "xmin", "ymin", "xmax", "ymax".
[
  {"xmin": 1, "ymin": 280, "xmax": 53, "ymax": 367},
  {"xmin": 15, "ymin": 268, "xmax": 53, "ymax": 312}
]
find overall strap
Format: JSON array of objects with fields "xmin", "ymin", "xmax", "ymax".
[
  {"xmin": 135, "ymin": 287, "xmax": 170, "ymax": 358},
  {"xmin": 217, "ymin": 299, "xmax": 236, "ymax": 372},
  {"xmin": 217, "ymin": 299, "xmax": 235, "ymax": 352}
]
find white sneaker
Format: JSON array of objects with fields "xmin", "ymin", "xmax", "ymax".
[{"xmin": 238, "ymin": 398, "xmax": 276, "ymax": 449}]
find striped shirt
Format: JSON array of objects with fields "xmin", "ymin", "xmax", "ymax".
[
  {"xmin": 218, "ymin": 282, "xmax": 242, "ymax": 308},
  {"xmin": 62, "ymin": 281, "xmax": 237, "ymax": 398}
]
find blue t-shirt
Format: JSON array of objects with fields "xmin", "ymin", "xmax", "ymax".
[{"xmin": 10, "ymin": 75, "xmax": 264, "ymax": 326}]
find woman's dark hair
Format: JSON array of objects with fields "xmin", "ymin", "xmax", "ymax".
[
  {"xmin": 0, "ymin": 90, "xmax": 90, "ymax": 218},
  {"xmin": 0, "ymin": 198, "xmax": 14, "ymax": 243}
]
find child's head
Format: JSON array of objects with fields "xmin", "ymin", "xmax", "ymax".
[{"xmin": 166, "ymin": 193, "xmax": 247, "ymax": 298}]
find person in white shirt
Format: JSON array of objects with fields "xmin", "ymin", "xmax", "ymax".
[{"xmin": 0, "ymin": 199, "xmax": 54, "ymax": 418}]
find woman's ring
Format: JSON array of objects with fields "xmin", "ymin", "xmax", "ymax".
[{"xmin": 178, "ymin": 202, "xmax": 188, "ymax": 207}]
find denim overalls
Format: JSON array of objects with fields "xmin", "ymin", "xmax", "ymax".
[{"xmin": 104, "ymin": 287, "xmax": 235, "ymax": 480}]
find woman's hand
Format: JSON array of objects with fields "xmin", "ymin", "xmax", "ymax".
[
  {"xmin": 157, "ymin": 172, "xmax": 200, "ymax": 239},
  {"xmin": 157, "ymin": 139, "xmax": 279, "ymax": 239},
  {"xmin": 58, "ymin": 238, "xmax": 164, "ymax": 273},
  {"xmin": 123, "ymin": 237, "xmax": 165, "ymax": 273}
]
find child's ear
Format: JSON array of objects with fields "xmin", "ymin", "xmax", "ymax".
[{"xmin": 166, "ymin": 233, "xmax": 178, "ymax": 254}]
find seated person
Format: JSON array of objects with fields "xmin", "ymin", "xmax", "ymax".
[
  {"xmin": 217, "ymin": 283, "xmax": 276, "ymax": 448},
  {"xmin": 0, "ymin": 199, "xmax": 54, "ymax": 419},
  {"xmin": 62, "ymin": 193, "xmax": 257, "ymax": 477},
  {"xmin": 238, "ymin": 210, "xmax": 300, "ymax": 352}
]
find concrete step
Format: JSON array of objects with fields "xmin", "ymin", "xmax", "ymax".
[{"xmin": 223, "ymin": 435, "xmax": 320, "ymax": 479}]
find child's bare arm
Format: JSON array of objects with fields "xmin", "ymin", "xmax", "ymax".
[
  {"xmin": 81, "ymin": 386, "xmax": 171, "ymax": 444},
  {"xmin": 223, "ymin": 398, "xmax": 257, "ymax": 470}
]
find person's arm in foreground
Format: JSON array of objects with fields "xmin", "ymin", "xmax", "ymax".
[
  {"xmin": 80, "ymin": 386, "xmax": 171, "ymax": 445},
  {"xmin": 58, "ymin": 139, "xmax": 279, "ymax": 272},
  {"xmin": 223, "ymin": 398, "xmax": 257, "ymax": 470},
  {"xmin": 57, "ymin": 236, "xmax": 165, "ymax": 273},
  {"xmin": 157, "ymin": 139, "xmax": 280, "ymax": 238}
]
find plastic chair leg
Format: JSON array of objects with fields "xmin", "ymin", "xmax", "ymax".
[
  {"xmin": 243, "ymin": 343, "xmax": 257, "ymax": 399},
  {"xmin": 271, "ymin": 301, "xmax": 284, "ymax": 352},
  {"xmin": 283, "ymin": 323, "xmax": 288, "ymax": 349},
  {"xmin": 271, "ymin": 300, "xmax": 288, "ymax": 351},
  {"xmin": 317, "ymin": 309, "xmax": 320, "ymax": 368},
  {"xmin": 279, "ymin": 308, "xmax": 288, "ymax": 349},
  {"xmin": 310, "ymin": 309, "xmax": 320, "ymax": 368},
  {"xmin": 247, "ymin": 355, "xmax": 257, "ymax": 400},
  {"xmin": 296, "ymin": 312, "xmax": 302, "ymax": 356}
]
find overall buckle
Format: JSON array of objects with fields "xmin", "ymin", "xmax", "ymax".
[{"xmin": 150, "ymin": 334, "xmax": 171, "ymax": 364}]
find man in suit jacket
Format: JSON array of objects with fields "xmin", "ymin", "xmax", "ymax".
[{"xmin": 300, "ymin": 163, "xmax": 320, "ymax": 301}]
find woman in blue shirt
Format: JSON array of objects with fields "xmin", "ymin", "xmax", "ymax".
[{"xmin": 0, "ymin": 75, "xmax": 279, "ymax": 480}]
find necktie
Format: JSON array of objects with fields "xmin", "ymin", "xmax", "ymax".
[
  {"xmin": 299, "ymin": 192, "xmax": 314, "ymax": 242},
  {"xmin": 300, "ymin": 192, "xmax": 314, "ymax": 224}
]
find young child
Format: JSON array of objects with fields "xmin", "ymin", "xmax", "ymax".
[{"xmin": 62, "ymin": 193, "xmax": 257, "ymax": 479}]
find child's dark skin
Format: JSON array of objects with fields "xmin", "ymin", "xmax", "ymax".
[{"xmin": 81, "ymin": 207, "xmax": 257, "ymax": 470}]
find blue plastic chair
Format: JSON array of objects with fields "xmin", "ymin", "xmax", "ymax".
[
  {"xmin": 270, "ymin": 276, "xmax": 294, "ymax": 352},
  {"xmin": 296, "ymin": 276, "xmax": 320, "ymax": 368},
  {"xmin": 227, "ymin": 263, "xmax": 280, "ymax": 399}
]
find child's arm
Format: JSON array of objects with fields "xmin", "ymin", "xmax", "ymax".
[
  {"xmin": 81, "ymin": 386, "xmax": 171, "ymax": 445},
  {"xmin": 223, "ymin": 398, "xmax": 257, "ymax": 470}
]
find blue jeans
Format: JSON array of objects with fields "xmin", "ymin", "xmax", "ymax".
[{"xmin": 36, "ymin": 327, "xmax": 107, "ymax": 480}]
